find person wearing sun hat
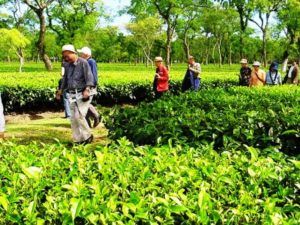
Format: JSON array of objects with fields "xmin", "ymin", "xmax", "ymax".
[
  {"xmin": 266, "ymin": 62, "xmax": 282, "ymax": 85},
  {"xmin": 249, "ymin": 61, "xmax": 266, "ymax": 87},
  {"xmin": 57, "ymin": 44, "xmax": 95, "ymax": 145},
  {"xmin": 153, "ymin": 56, "xmax": 169, "ymax": 99},
  {"xmin": 239, "ymin": 58, "xmax": 252, "ymax": 86}
]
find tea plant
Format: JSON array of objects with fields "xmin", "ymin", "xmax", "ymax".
[
  {"xmin": 0, "ymin": 140, "xmax": 299, "ymax": 224},
  {"xmin": 106, "ymin": 86, "xmax": 300, "ymax": 155}
]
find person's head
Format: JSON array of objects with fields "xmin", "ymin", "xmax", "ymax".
[
  {"xmin": 154, "ymin": 57, "xmax": 163, "ymax": 67},
  {"xmin": 253, "ymin": 61, "xmax": 261, "ymax": 71},
  {"xmin": 62, "ymin": 45, "xmax": 77, "ymax": 63},
  {"xmin": 188, "ymin": 56, "xmax": 195, "ymax": 65},
  {"xmin": 240, "ymin": 59, "xmax": 248, "ymax": 68},
  {"xmin": 78, "ymin": 47, "xmax": 92, "ymax": 60},
  {"xmin": 292, "ymin": 60, "xmax": 298, "ymax": 67},
  {"xmin": 270, "ymin": 62, "xmax": 279, "ymax": 72}
]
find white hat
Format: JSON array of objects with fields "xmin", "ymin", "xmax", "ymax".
[
  {"xmin": 62, "ymin": 44, "xmax": 76, "ymax": 53},
  {"xmin": 78, "ymin": 47, "xmax": 92, "ymax": 56},
  {"xmin": 240, "ymin": 59, "xmax": 248, "ymax": 64},
  {"xmin": 253, "ymin": 61, "xmax": 261, "ymax": 67},
  {"xmin": 154, "ymin": 56, "xmax": 163, "ymax": 62}
]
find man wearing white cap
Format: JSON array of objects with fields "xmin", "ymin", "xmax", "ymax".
[
  {"xmin": 239, "ymin": 59, "xmax": 252, "ymax": 86},
  {"xmin": 78, "ymin": 47, "xmax": 100, "ymax": 128},
  {"xmin": 249, "ymin": 61, "xmax": 266, "ymax": 87},
  {"xmin": 57, "ymin": 44, "xmax": 95, "ymax": 144}
]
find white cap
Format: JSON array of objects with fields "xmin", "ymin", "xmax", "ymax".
[
  {"xmin": 240, "ymin": 59, "xmax": 248, "ymax": 64},
  {"xmin": 62, "ymin": 44, "xmax": 76, "ymax": 53},
  {"xmin": 78, "ymin": 47, "xmax": 92, "ymax": 56},
  {"xmin": 154, "ymin": 56, "xmax": 163, "ymax": 62},
  {"xmin": 253, "ymin": 61, "xmax": 261, "ymax": 67}
]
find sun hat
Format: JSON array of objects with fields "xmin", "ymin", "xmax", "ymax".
[
  {"xmin": 253, "ymin": 61, "xmax": 261, "ymax": 67},
  {"xmin": 154, "ymin": 56, "xmax": 163, "ymax": 62},
  {"xmin": 62, "ymin": 44, "xmax": 76, "ymax": 53},
  {"xmin": 270, "ymin": 62, "xmax": 279, "ymax": 71},
  {"xmin": 240, "ymin": 59, "xmax": 248, "ymax": 64},
  {"xmin": 77, "ymin": 47, "xmax": 92, "ymax": 56}
]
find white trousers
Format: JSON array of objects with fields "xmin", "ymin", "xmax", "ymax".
[{"xmin": 69, "ymin": 95, "xmax": 93, "ymax": 143}]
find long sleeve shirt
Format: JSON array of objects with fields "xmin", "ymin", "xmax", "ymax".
[
  {"xmin": 61, "ymin": 57, "xmax": 94, "ymax": 91},
  {"xmin": 87, "ymin": 58, "xmax": 98, "ymax": 86}
]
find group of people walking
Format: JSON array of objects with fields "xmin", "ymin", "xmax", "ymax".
[
  {"xmin": 0, "ymin": 44, "xmax": 298, "ymax": 144},
  {"xmin": 56, "ymin": 45, "xmax": 100, "ymax": 145},
  {"xmin": 239, "ymin": 59, "xmax": 299, "ymax": 87}
]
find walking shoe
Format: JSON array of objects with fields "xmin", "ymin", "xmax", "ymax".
[
  {"xmin": 83, "ymin": 135, "xmax": 94, "ymax": 145},
  {"xmin": 93, "ymin": 116, "xmax": 100, "ymax": 128}
]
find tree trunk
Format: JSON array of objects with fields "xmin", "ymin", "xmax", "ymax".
[
  {"xmin": 218, "ymin": 38, "xmax": 222, "ymax": 68},
  {"xmin": 16, "ymin": 48, "xmax": 24, "ymax": 73},
  {"xmin": 229, "ymin": 42, "xmax": 232, "ymax": 66},
  {"xmin": 262, "ymin": 29, "xmax": 267, "ymax": 67},
  {"xmin": 166, "ymin": 24, "xmax": 173, "ymax": 69},
  {"xmin": 183, "ymin": 33, "xmax": 190, "ymax": 59},
  {"xmin": 37, "ymin": 11, "xmax": 52, "ymax": 71}
]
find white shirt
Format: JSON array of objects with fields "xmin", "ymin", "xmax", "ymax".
[{"xmin": 288, "ymin": 66, "xmax": 294, "ymax": 78}]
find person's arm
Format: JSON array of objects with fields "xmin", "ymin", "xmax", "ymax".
[
  {"xmin": 278, "ymin": 73, "xmax": 282, "ymax": 85},
  {"xmin": 83, "ymin": 61, "xmax": 94, "ymax": 98},
  {"xmin": 158, "ymin": 67, "xmax": 169, "ymax": 81},
  {"xmin": 292, "ymin": 67, "xmax": 299, "ymax": 83},
  {"xmin": 189, "ymin": 63, "xmax": 201, "ymax": 75},
  {"xmin": 90, "ymin": 60, "xmax": 98, "ymax": 85}
]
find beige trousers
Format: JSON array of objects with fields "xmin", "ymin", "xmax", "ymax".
[{"xmin": 69, "ymin": 95, "xmax": 93, "ymax": 143}]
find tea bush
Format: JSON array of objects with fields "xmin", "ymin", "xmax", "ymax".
[
  {"xmin": 0, "ymin": 139, "xmax": 299, "ymax": 224},
  {"xmin": 106, "ymin": 86, "xmax": 300, "ymax": 155}
]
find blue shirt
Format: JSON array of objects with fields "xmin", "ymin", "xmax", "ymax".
[{"xmin": 88, "ymin": 58, "xmax": 98, "ymax": 86}]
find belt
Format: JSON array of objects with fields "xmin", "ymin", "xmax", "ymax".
[{"xmin": 67, "ymin": 89, "xmax": 84, "ymax": 94}]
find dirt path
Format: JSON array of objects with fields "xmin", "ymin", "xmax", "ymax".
[{"xmin": 5, "ymin": 112, "xmax": 110, "ymax": 146}]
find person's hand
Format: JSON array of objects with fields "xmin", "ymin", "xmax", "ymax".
[
  {"xmin": 155, "ymin": 73, "xmax": 160, "ymax": 79},
  {"xmin": 83, "ymin": 88, "xmax": 91, "ymax": 99},
  {"xmin": 56, "ymin": 90, "xmax": 62, "ymax": 100}
]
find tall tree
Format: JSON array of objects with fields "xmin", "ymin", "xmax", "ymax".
[
  {"xmin": 202, "ymin": 6, "xmax": 239, "ymax": 67},
  {"xmin": 21, "ymin": 0, "xmax": 54, "ymax": 71},
  {"xmin": 176, "ymin": 9, "xmax": 202, "ymax": 59},
  {"xmin": 217, "ymin": 0, "xmax": 253, "ymax": 59},
  {"xmin": 277, "ymin": 0, "xmax": 300, "ymax": 70},
  {"xmin": 127, "ymin": 16, "xmax": 162, "ymax": 67},
  {"xmin": 46, "ymin": 0, "xmax": 103, "ymax": 46},
  {"xmin": 249, "ymin": 0, "xmax": 283, "ymax": 67},
  {"xmin": 0, "ymin": 28, "xmax": 30, "ymax": 72},
  {"xmin": 128, "ymin": 0, "xmax": 209, "ymax": 67}
]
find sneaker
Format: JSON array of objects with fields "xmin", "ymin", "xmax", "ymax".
[
  {"xmin": 93, "ymin": 116, "xmax": 100, "ymax": 128},
  {"xmin": 83, "ymin": 135, "xmax": 94, "ymax": 145}
]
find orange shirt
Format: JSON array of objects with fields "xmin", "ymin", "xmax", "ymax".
[{"xmin": 250, "ymin": 69, "xmax": 266, "ymax": 87}]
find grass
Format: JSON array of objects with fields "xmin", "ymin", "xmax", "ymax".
[{"xmin": 5, "ymin": 111, "xmax": 109, "ymax": 146}]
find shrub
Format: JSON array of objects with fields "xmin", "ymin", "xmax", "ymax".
[
  {"xmin": 106, "ymin": 86, "xmax": 300, "ymax": 155},
  {"xmin": 0, "ymin": 140, "xmax": 299, "ymax": 224}
]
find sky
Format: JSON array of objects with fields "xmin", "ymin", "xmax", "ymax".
[{"xmin": 102, "ymin": 0, "xmax": 131, "ymax": 32}]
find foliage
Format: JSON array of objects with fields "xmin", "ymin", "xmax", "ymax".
[
  {"xmin": 106, "ymin": 86, "xmax": 300, "ymax": 155},
  {"xmin": 0, "ymin": 63, "xmax": 239, "ymax": 112},
  {"xmin": 0, "ymin": 139, "xmax": 299, "ymax": 224}
]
